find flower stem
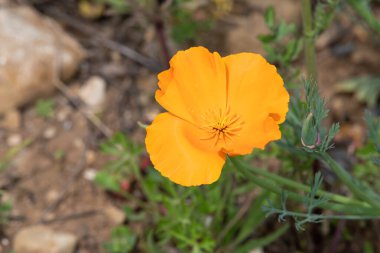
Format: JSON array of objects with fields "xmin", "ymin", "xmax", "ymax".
[
  {"xmin": 318, "ymin": 152, "xmax": 380, "ymax": 209},
  {"xmin": 228, "ymin": 157, "xmax": 380, "ymax": 216},
  {"xmin": 231, "ymin": 156, "xmax": 369, "ymax": 207},
  {"xmin": 268, "ymin": 209, "xmax": 380, "ymax": 220},
  {"xmin": 301, "ymin": 0, "xmax": 317, "ymax": 80}
]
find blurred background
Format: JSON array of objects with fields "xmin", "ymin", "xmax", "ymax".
[{"xmin": 1, "ymin": 0, "xmax": 380, "ymax": 253}]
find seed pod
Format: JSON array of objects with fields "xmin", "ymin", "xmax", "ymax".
[{"xmin": 301, "ymin": 113, "xmax": 320, "ymax": 149}]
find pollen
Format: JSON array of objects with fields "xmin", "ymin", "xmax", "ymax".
[{"xmin": 200, "ymin": 107, "xmax": 244, "ymax": 146}]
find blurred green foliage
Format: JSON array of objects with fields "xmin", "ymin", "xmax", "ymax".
[
  {"xmin": 170, "ymin": 8, "xmax": 211, "ymax": 44},
  {"xmin": 337, "ymin": 76, "xmax": 380, "ymax": 107},
  {"xmin": 35, "ymin": 99, "xmax": 55, "ymax": 119},
  {"xmin": 170, "ymin": 0, "xmax": 213, "ymax": 44},
  {"xmin": 80, "ymin": 0, "xmax": 226, "ymax": 44},
  {"xmin": 0, "ymin": 139, "xmax": 32, "ymax": 235},
  {"xmin": 314, "ymin": 0, "xmax": 341, "ymax": 35},
  {"xmin": 0, "ymin": 139, "xmax": 33, "ymax": 173},
  {"xmin": 354, "ymin": 112, "xmax": 380, "ymax": 191},
  {"xmin": 348, "ymin": 0, "xmax": 380, "ymax": 33},
  {"xmin": 0, "ymin": 194, "xmax": 11, "ymax": 226},
  {"xmin": 258, "ymin": 6, "xmax": 303, "ymax": 86},
  {"xmin": 104, "ymin": 226, "xmax": 137, "ymax": 253},
  {"xmin": 103, "ymin": 0, "xmax": 130, "ymax": 12},
  {"xmin": 96, "ymin": 132, "xmax": 289, "ymax": 253}
]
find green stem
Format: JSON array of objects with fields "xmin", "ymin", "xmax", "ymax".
[
  {"xmin": 268, "ymin": 209, "xmax": 380, "ymax": 220},
  {"xmin": 230, "ymin": 156, "xmax": 369, "ymax": 207},
  {"xmin": 229, "ymin": 157, "xmax": 380, "ymax": 216},
  {"xmin": 0, "ymin": 138, "xmax": 33, "ymax": 172},
  {"xmin": 301, "ymin": 0, "xmax": 317, "ymax": 79},
  {"xmin": 348, "ymin": 0, "xmax": 380, "ymax": 33},
  {"xmin": 318, "ymin": 152, "xmax": 380, "ymax": 209}
]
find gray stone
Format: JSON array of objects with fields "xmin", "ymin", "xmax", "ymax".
[{"xmin": 0, "ymin": 5, "xmax": 85, "ymax": 114}]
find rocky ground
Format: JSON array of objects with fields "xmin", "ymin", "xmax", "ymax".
[{"xmin": 1, "ymin": 0, "xmax": 380, "ymax": 252}]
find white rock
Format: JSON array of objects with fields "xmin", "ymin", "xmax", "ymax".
[
  {"xmin": 73, "ymin": 138, "xmax": 84, "ymax": 149},
  {"xmin": 7, "ymin": 134, "xmax": 22, "ymax": 147},
  {"xmin": 1, "ymin": 237, "xmax": 9, "ymax": 247},
  {"xmin": 83, "ymin": 168, "xmax": 97, "ymax": 181},
  {"xmin": 249, "ymin": 249, "xmax": 264, "ymax": 253},
  {"xmin": 14, "ymin": 226, "xmax": 77, "ymax": 253},
  {"xmin": 79, "ymin": 76, "xmax": 106, "ymax": 112},
  {"xmin": 104, "ymin": 205, "xmax": 126, "ymax": 225},
  {"xmin": 45, "ymin": 190, "xmax": 59, "ymax": 203},
  {"xmin": 43, "ymin": 127, "xmax": 56, "ymax": 139},
  {"xmin": 0, "ymin": 5, "xmax": 85, "ymax": 114}
]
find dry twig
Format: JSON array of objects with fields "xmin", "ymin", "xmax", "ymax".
[
  {"xmin": 41, "ymin": 210, "xmax": 99, "ymax": 224},
  {"xmin": 44, "ymin": 7, "xmax": 163, "ymax": 72}
]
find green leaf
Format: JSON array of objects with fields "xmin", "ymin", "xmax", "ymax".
[
  {"xmin": 276, "ymin": 21, "xmax": 295, "ymax": 40},
  {"xmin": 364, "ymin": 241, "xmax": 375, "ymax": 253},
  {"xmin": 348, "ymin": 0, "xmax": 380, "ymax": 33},
  {"xmin": 337, "ymin": 76, "xmax": 380, "ymax": 107},
  {"xmin": 105, "ymin": 0, "xmax": 130, "ymax": 13},
  {"xmin": 0, "ymin": 200, "xmax": 11, "ymax": 225},
  {"xmin": 264, "ymin": 6, "xmax": 275, "ymax": 29},
  {"xmin": 94, "ymin": 171, "xmax": 121, "ymax": 192},
  {"xmin": 35, "ymin": 99, "xmax": 55, "ymax": 119},
  {"xmin": 283, "ymin": 39, "xmax": 303, "ymax": 63},
  {"xmin": 104, "ymin": 226, "xmax": 137, "ymax": 253},
  {"xmin": 257, "ymin": 34, "xmax": 276, "ymax": 43},
  {"xmin": 123, "ymin": 206, "xmax": 146, "ymax": 221}
]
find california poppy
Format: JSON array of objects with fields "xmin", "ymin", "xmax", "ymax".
[{"xmin": 145, "ymin": 47, "xmax": 289, "ymax": 186}]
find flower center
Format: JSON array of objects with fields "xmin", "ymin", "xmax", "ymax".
[{"xmin": 200, "ymin": 107, "xmax": 244, "ymax": 146}]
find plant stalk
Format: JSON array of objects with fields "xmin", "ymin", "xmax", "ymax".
[
  {"xmin": 232, "ymin": 156, "xmax": 369, "ymax": 208},
  {"xmin": 301, "ymin": 0, "xmax": 317, "ymax": 80},
  {"xmin": 229, "ymin": 157, "xmax": 380, "ymax": 216},
  {"xmin": 318, "ymin": 152, "xmax": 380, "ymax": 209}
]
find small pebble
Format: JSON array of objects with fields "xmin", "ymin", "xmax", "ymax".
[
  {"xmin": 104, "ymin": 205, "xmax": 126, "ymax": 225},
  {"xmin": 83, "ymin": 169, "xmax": 97, "ymax": 181},
  {"xmin": 63, "ymin": 120, "xmax": 73, "ymax": 130},
  {"xmin": 45, "ymin": 190, "xmax": 59, "ymax": 203},
  {"xmin": 79, "ymin": 76, "xmax": 106, "ymax": 113},
  {"xmin": 73, "ymin": 139, "xmax": 84, "ymax": 148},
  {"xmin": 7, "ymin": 134, "xmax": 22, "ymax": 147},
  {"xmin": 57, "ymin": 108, "xmax": 71, "ymax": 122},
  {"xmin": 85, "ymin": 150, "xmax": 96, "ymax": 165},
  {"xmin": 1, "ymin": 238, "xmax": 9, "ymax": 246},
  {"xmin": 43, "ymin": 127, "xmax": 56, "ymax": 139}
]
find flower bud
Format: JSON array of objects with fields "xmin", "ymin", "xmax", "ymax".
[{"xmin": 301, "ymin": 113, "xmax": 320, "ymax": 149}]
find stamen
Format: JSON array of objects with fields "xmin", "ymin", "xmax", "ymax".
[{"xmin": 200, "ymin": 107, "xmax": 244, "ymax": 147}]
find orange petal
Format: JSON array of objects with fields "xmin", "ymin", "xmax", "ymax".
[
  {"xmin": 156, "ymin": 47, "xmax": 227, "ymax": 124},
  {"xmin": 145, "ymin": 113, "xmax": 226, "ymax": 186},
  {"xmin": 223, "ymin": 53, "xmax": 289, "ymax": 155}
]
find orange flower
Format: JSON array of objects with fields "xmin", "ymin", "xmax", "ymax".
[{"xmin": 145, "ymin": 47, "xmax": 289, "ymax": 186}]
